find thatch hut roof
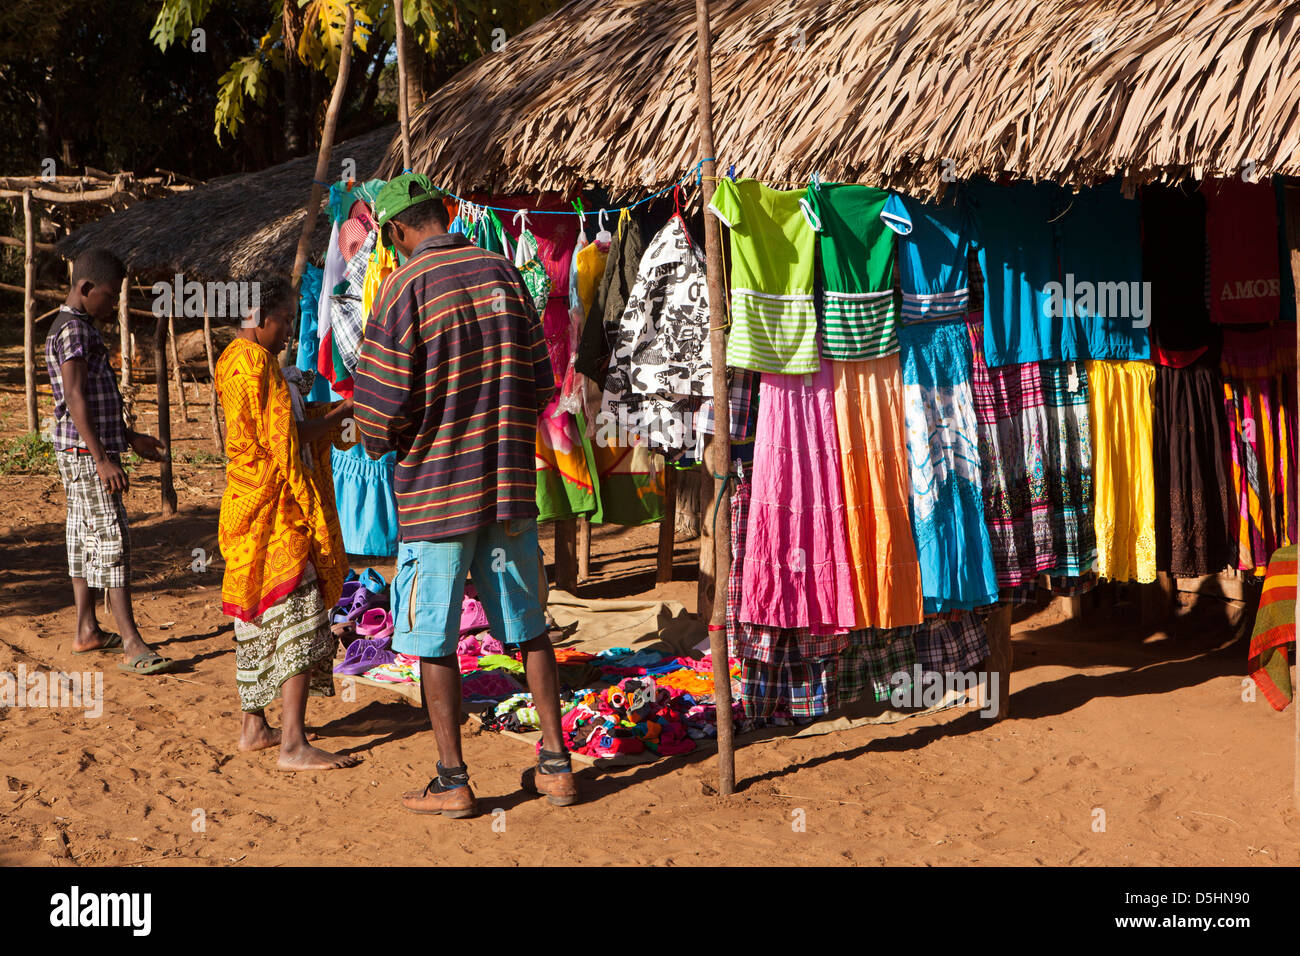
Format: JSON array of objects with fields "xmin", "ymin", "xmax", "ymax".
[
  {"xmin": 386, "ymin": 0, "xmax": 1300, "ymax": 200},
  {"xmin": 58, "ymin": 124, "xmax": 395, "ymax": 281}
]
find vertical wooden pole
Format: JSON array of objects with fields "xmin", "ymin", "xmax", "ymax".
[
  {"xmin": 203, "ymin": 308, "xmax": 223, "ymax": 453},
  {"xmin": 287, "ymin": 4, "xmax": 354, "ymax": 360},
  {"xmin": 154, "ymin": 310, "xmax": 178, "ymax": 516},
  {"xmin": 695, "ymin": 0, "xmax": 734, "ymax": 795},
  {"xmin": 1283, "ymin": 179, "xmax": 1300, "ymax": 809},
  {"xmin": 553, "ymin": 520, "xmax": 578, "ymax": 592},
  {"xmin": 657, "ymin": 465, "xmax": 677, "ymax": 583},
  {"xmin": 698, "ymin": 450, "xmax": 716, "ymax": 621},
  {"xmin": 577, "ymin": 515, "xmax": 591, "ymax": 583},
  {"xmin": 22, "ymin": 189, "xmax": 37, "ymax": 432},
  {"xmin": 985, "ymin": 604, "xmax": 1013, "ymax": 720},
  {"xmin": 118, "ymin": 275, "xmax": 132, "ymax": 390},
  {"xmin": 394, "ymin": 0, "xmax": 412, "ymax": 171},
  {"xmin": 168, "ymin": 313, "xmax": 189, "ymax": 423}
]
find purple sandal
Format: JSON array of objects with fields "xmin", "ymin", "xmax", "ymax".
[{"xmin": 333, "ymin": 636, "xmax": 395, "ymax": 676}]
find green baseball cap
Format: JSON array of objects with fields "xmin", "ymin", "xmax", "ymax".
[{"xmin": 374, "ymin": 172, "xmax": 442, "ymax": 229}]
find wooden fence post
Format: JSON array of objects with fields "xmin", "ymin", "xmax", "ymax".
[{"xmin": 23, "ymin": 189, "xmax": 37, "ymax": 432}]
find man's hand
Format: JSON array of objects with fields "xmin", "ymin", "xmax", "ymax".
[
  {"xmin": 97, "ymin": 457, "xmax": 129, "ymax": 495},
  {"xmin": 129, "ymin": 431, "xmax": 167, "ymax": 462}
]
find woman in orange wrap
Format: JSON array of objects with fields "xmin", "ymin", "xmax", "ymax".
[{"xmin": 216, "ymin": 274, "xmax": 357, "ymax": 772}]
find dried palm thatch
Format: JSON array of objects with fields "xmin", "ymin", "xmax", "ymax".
[
  {"xmin": 57, "ymin": 125, "xmax": 395, "ymax": 281},
  {"xmin": 388, "ymin": 0, "xmax": 1300, "ymax": 200}
]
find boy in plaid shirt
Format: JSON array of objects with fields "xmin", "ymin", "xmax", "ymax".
[{"xmin": 46, "ymin": 249, "xmax": 175, "ymax": 675}]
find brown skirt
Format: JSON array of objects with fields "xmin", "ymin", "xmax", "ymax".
[{"xmin": 1152, "ymin": 357, "xmax": 1235, "ymax": 577}]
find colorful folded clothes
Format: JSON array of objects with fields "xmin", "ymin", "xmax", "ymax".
[
  {"xmin": 367, "ymin": 653, "xmax": 420, "ymax": 683},
  {"xmin": 462, "ymin": 669, "xmax": 525, "ymax": 702}
]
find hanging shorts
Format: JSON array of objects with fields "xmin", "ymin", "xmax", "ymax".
[
  {"xmin": 391, "ymin": 519, "xmax": 548, "ymax": 658},
  {"xmin": 56, "ymin": 450, "xmax": 131, "ymax": 590}
]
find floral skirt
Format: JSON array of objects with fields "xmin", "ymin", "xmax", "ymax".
[{"xmin": 233, "ymin": 563, "xmax": 336, "ymax": 713}]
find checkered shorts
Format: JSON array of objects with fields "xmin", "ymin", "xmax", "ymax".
[
  {"xmin": 57, "ymin": 450, "xmax": 130, "ymax": 589},
  {"xmin": 914, "ymin": 612, "xmax": 988, "ymax": 674},
  {"xmin": 739, "ymin": 635, "xmax": 838, "ymax": 719},
  {"xmin": 837, "ymin": 628, "xmax": 921, "ymax": 705}
]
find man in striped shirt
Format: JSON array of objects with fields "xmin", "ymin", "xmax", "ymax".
[{"xmin": 353, "ymin": 174, "xmax": 577, "ymax": 816}]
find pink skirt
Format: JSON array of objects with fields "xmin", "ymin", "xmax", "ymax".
[{"xmin": 740, "ymin": 359, "xmax": 857, "ymax": 634}]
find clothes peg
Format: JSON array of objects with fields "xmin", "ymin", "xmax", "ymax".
[{"xmin": 727, "ymin": 164, "xmax": 736, "ymax": 181}]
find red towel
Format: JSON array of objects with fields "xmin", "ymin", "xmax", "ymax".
[{"xmin": 1206, "ymin": 178, "xmax": 1282, "ymax": 325}]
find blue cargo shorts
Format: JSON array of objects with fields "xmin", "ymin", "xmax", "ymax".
[{"xmin": 390, "ymin": 519, "xmax": 548, "ymax": 659}]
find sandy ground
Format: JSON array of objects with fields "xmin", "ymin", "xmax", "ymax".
[{"xmin": 1, "ymin": 324, "xmax": 1298, "ymax": 867}]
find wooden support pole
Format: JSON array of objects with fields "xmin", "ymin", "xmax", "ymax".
[
  {"xmin": 118, "ymin": 275, "xmax": 131, "ymax": 390},
  {"xmin": 1282, "ymin": 178, "xmax": 1300, "ymax": 809},
  {"xmin": 695, "ymin": 0, "xmax": 735, "ymax": 795},
  {"xmin": 154, "ymin": 311, "xmax": 178, "ymax": 515},
  {"xmin": 984, "ymin": 604, "xmax": 1013, "ymax": 720},
  {"xmin": 577, "ymin": 515, "xmax": 591, "ymax": 583},
  {"xmin": 657, "ymin": 465, "xmax": 677, "ymax": 584},
  {"xmin": 394, "ymin": 0, "xmax": 413, "ymax": 171},
  {"xmin": 168, "ymin": 313, "xmax": 190, "ymax": 423},
  {"xmin": 22, "ymin": 189, "xmax": 37, "ymax": 432},
  {"xmin": 554, "ymin": 520, "xmax": 578, "ymax": 592},
  {"xmin": 204, "ymin": 309, "xmax": 223, "ymax": 453},
  {"xmin": 698, "ymin": 444, "xmax": 717, "ymax": 622}
]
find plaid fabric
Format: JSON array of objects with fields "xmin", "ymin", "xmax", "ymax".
[
  {"xmin": 696, "ymin": 368, "xmax": 760, "ymax": 442},
  {"xmin": 56, "ymin": 450, "xmax": 130, "ymax": 589},
  {"xmin": 1248, "ymin": 544, "xmax": 1296, "ymax": 710},
  {"xmin": 1045, "ymin": 574, "xmax": 1097, "ymax": 597},
  {"xmin": 45, "ymin": 309, "xmax": 129, "ymax": 454},
  {"xmin": 1040, "ymin": 361, "xmax": 1096, "ymax": 577},
  {"xmin": 999, "ymin": 584, "xmax": 1039, "ymax": 605},
  {"xmin": 739, "ymin": 635, "xmax": 837, "ymax": 718},
  {"xmin": 914, "ymin": 612, "xmax": 988, "ymax": 674},
  {"xmin": 330, "ymin": 231, "xmax": 376, "ymax": 375},
  {"xmin": 838, "ymin": 628, "xmax": 919, "ymax": 705}
]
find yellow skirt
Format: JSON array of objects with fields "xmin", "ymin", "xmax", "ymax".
[
  {"xmin": 1087, "ymin": 359, "xmax": 1156, "ymax": 583},
  {"xmin": 832, "ymin": 357, "xmax": 924, "ymax": 628}
]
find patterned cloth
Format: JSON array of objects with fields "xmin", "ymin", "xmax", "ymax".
[
  {"xmin": 739, "ymin": 641, "xmax": 838, "ymax": 719},
  {"xmin": 44, "ymin": 307, "xmax": 129, "ymax": 454},
  {"xmin": 695, "ymin": 368, "xmax": 759, "ymax": 442},
  {"xmin": 899, "ymin": 319, "xmax": 998, "ymax": 612},
  {"xmin": 1221, "ymin": 326, "xmax": 1297, "ymax": 575},
  {"xmin": 1248, "ymin": 545, "xmax": 1296, "ymax": 711},
  {"xmin": 56, "ymin": 450, "xmax": 130, "ymax": 589},
  {"xmin": 329, "ymin": 230, "xmax": 376, "ymax": 377},
  {"xmin": 913, "ymin": 612, "xmax": 989, "ymax": 674},
  {"xmin": 216, "ymin": 338, "xmax": 348, "ymax": 621},
  {"xmin": 602, "ymin": 216, "xmax": 712, "ymax": 405},
  {"xmin": 233, "ymin": 563, "xmax": 336, "ymax": 713},
  {"xmin": 967, "ymin": 312, "xmax": 1095, "ymax": 585},
  {"xmin": 353, "ymin": 233, "xmax": 555, "ymax": 540},
  {"xmin": 837, "ymin": 628, "xmax": 920, "ymax": 705}
]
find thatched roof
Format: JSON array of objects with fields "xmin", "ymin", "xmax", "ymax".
[
  {"xmin": 386, "ymin": 0, "xmax": 1300, "ymax": 200},
  {"xmin": 58, "ymin": 125, "xmax": 395, "ymax": 281}
]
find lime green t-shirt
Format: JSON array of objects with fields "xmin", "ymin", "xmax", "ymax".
[{"xmin": 708, "ymin": 178, "xmax": 820, "ymax": 374}]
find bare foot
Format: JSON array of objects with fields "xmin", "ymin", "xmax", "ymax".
[
  {"xmin": 238, "ymin": 720, "xmax": 281, "ymax": 752},
  {"xmin": 277, "ymin": 742, "xmax": 361, "ymax": 772},
  {"xmin": 72, "ymin": 626, "xmax": 120, "ymax": 653}
]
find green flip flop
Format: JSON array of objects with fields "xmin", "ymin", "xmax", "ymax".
[
  {"xmin": 117, "ymin": 651, "xmax": 176, "ymax": 676},
  {"xmin": 74, "ymin": 632, "xmax": 123, "ymax": 654}
]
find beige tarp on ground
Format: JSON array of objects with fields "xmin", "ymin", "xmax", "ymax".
[{"xmin": 345, "ymin": 591, "xmax": 974, "ymax": 767}]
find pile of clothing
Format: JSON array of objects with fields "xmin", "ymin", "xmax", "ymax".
[{"xmin": 478, "ymin": 646, "xmax": 743, "ymax": 759}]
